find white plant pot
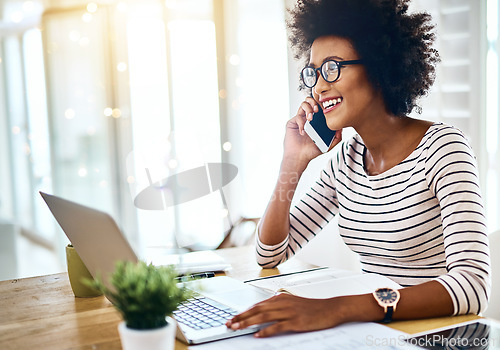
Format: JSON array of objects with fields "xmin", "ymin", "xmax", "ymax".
[{"xmin": 118, "ymin": 316, "xmax": 177, "ymax": 350}]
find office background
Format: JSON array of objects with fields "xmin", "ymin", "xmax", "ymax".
[{"xmin": 0, "ymin": 0, "xmax": 499, "ymax": 280}]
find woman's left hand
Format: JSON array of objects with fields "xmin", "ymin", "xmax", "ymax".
[{"xmin": 225, "ymin": 293, "xmax": 344, "ymax": 338}]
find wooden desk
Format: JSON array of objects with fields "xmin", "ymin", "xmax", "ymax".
[{"xmin": 0, "ymin": 246, "xmax": 479, "ymax": 349}]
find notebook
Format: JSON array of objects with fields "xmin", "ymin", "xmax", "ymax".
[{"xmin": 40, "ymin": 192, "xmax": 273, "ymax": 344}]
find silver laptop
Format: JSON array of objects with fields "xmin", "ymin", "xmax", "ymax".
[{"xmin": 40, "ymin": 192, "xmax": 272, "ymax": 344}]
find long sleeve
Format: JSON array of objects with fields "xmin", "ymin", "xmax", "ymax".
[
  {"xmin": 256, "ymin": 154, "xmax": 340, "ymax": 268},
  {"xmin": 425, "ymin": 126, "xmax": 491, "ymax": 315}
]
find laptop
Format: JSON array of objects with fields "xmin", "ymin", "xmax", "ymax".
[{"xmin": 40, "ymin": 192, "xmax": 273, "ymax": 344}]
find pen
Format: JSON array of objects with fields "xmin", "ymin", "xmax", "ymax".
[
  {"xmin": 175, "ymin": 271, "xmax": 216, "ymax": 282},
  {"xmin": 243, "ymin": 266, "xmax": 328, "ymax": 283}
]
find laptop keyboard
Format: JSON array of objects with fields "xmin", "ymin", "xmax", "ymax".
[{"xmin": 173, "ymin": 295, "xmax": 239, "ymax": 330}]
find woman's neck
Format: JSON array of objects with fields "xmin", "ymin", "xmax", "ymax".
[{"xmin": 357, "ymin": 115, "xmax": 432, "ymax": 176}]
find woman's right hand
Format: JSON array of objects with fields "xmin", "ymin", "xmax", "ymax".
[{"xmin": 283, "ymin": 97, "xmax": 342, "ymax": 168}]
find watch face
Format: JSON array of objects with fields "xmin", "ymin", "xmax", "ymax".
[{"xmin": 376, "ymin": 288, "xmax": 398, "ymax": 304}]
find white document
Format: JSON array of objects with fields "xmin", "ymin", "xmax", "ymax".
[
  {"xmin": 148, "ymin": 250, "xmax": 231, "ymax": 274},
  {"xmin": 246, "ymin": 267, "xmax": 401, "ymax": 298},
  {"xmin": 281, "ymin": 273, "xmax": 402, "ymax": 298},
  {"xmin": 246, "ymin": 267, "xmax": 354, "ymax": 294},
  {"xmin": 188, "ymin": 322, "xmax": 420, "ymax": 350}
]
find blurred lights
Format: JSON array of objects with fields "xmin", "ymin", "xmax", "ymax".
[
  {"xmin": 117, "ymin": 62, "xmax": 128, "ymax": 72},
  {"xmin": 12, "ymin": 126, "xmax": 21, "ymax": 135},
  {"xmin": 117, "ymin": 2, "xmax": 128, "ymax": 12},
  {"xmin": 87, "ymin": 3, "xmax": 98, "ymax": 13},
  {"xmin": 78, "ymin": 168, "xmax": 88, "ymax": 177},
  {"xmin": 11, "ymin": 11, "xmax": 24, "ymax": 23},
  {"xmin": 6, "ymin": 1, "xmax": 43, "ymax": 24},
  {"xmin": 82, "ymin": 13, "xmax": 93, "ymax": 23},
  {"xmin": 220, "ymin": 208, "xmax": 229, "ymax": 218},
  {"xmin": 104, "ymin": 107, "xmax": 122, "ymax": 118},
  {"xmin": 229, "ymin": 54, "xmax": 240, "ymax": 66},
  {"xmin": 218, "ymin": 89, "xmax": 227, "ymax": 99},
  {"xmin": 64, "ymin": 109, "xmax": 76, "ymax": 119},
  {"xmin": 222, "ymin": 142, "xmax": 232, "ymax": 152},
  {"xmin": 127, "ymin": 176, "xmax": 135, "ymax": 184},
  {"xmin": 111, "ymin": 108, "xmax": 122, "ymax": 118}
]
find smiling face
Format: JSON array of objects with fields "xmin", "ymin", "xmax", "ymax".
[{"xmin": 309, "ymin": 36, "xmax": 387, "ymax": 131}]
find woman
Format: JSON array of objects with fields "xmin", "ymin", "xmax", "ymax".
[{"xmin": 226, "ymin": 0, "xmax": 491, "ymax": 338}]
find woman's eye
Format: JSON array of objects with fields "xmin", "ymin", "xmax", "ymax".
[{"xmin": 326, "ymin": 63, "xmax": 338, "ymax": 73}]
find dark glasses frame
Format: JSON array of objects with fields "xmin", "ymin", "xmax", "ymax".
[{"xmin": 301, "ymin": 59, "xmax": 363, "ymax": 88}]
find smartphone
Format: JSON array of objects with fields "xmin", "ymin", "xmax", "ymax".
[{"xmin": 304, "ymin": 108, "xmax": 336, "ymax": 153}]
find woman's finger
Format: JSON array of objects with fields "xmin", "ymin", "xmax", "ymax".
[
  {"xmin": 227, "ymin": 296, "xmax": 282, "ymax": 323},
  {"xmin": 254, "ymin": 320, "xmax": 298, "ymax": 338},
  {"xmin": 229, "ymin": 308, "xmax": 292, "ymax": 331},
  {"xmin": 227, "ymin": 294, "xmax": 295, "ymax": 328},
  {"xmin": 299, "ymin": 98, "xmax": 319, "ymax": 122},
  {"xmin": 295, "ymin": 100, "xmax": 318, "ymax": 135},
  {"xmin": 304, "ymin": 96, "xmax": 319, "ymax": 114}
]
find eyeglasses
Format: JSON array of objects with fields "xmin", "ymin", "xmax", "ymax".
[{"xmin": 301, "ymin": 59, "xmax": 363, "ymax": 88}]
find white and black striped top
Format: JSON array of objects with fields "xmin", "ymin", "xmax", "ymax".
[{"xmin": 256, "ymin": 123, "xmax": 491, "ymax": 315}]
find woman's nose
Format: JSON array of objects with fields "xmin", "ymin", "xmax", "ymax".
[{"xmin": 313, "ymin": 72, "xmax": 330, "ymax": 95}]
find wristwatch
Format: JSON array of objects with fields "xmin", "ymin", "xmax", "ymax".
[{"xmin": 372, "ymin": 287, "xmax": 400, "ymax": 323}]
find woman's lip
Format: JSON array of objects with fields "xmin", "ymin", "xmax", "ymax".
[
  {"xmin": 320, "ymin": 97, "xmax": 343, "ymax": 112},
  {"xmin": 323, "ymin": 101, "xmax": 341, "ymax": 113}
]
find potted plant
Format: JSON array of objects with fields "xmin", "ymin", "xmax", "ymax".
[{"xmin": 86, "ymin": 260, "xmax": 192, "ymax": 350}]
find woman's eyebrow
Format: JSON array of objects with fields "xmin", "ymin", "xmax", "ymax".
[{"xmin": 307, "ymin": 55, "xmax": 344, "ymax": 67}]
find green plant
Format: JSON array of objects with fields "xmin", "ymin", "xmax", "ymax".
[{"xmin": 86, "ymin": 260, "xmax": 192, "ymax": 330}]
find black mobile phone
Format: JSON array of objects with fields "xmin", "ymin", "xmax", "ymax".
[{"xmin": 304, "ymin": 108, "xmax": 336, "ymax": 153}]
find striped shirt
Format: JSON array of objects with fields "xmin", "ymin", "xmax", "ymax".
[{"xmin": 256, "ymin": 123, "xmax": 491, "ymax": 315}]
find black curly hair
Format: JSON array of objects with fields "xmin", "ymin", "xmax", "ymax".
[{"xmin": 287, "ymin": 0, "xmax": 440, "ymax": 117}]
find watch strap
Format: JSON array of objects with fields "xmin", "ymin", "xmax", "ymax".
[{"xmin": 382, "ymin": 305, "xmax": 394, "ymax": 323}]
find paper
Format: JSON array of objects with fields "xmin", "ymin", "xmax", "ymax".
[
  {"xmin": 245, "ymin": 267, "xmax": 354, "ymax": 293},
  {"xmin": 282, "ymin": 273, "xmax": 402, "ymax": 299},
  {"xmin": 188, "ymin": 322, "xmax": 420, "ymax": 350},
  {"xmin": 246, "ymin": 268, "xmax": 401, "ymax": 298},
  {"xmin": 148, "ymin": 250, "xmax": 231, "ymax": 274}
]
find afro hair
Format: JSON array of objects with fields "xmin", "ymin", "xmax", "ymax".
[{"xmin": 287, "ymin": 0, "xmax": 440, "ymax": 116}]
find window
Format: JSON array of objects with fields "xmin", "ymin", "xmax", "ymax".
[
  {"xmin": 0, "ymin": 0, "xmax": 289, "ymax": 278},
  {"xmin": 485, "ymin": 0, "xmax": 500, "ymax": 232},
  {"xmin": 410, "ymin": 0, "xmax": 500, "ymax": 233},
  {"xmin": 3, "ymin": 0, "xmax": 497, "ymax": 280}
]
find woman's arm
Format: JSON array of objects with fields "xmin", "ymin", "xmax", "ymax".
[
  {"xmin": 257, "ymin": 156, "xmax": 309, "ymax": 246},
  {"xmin": 229, "ymin": 126, "xmax": 491, "ymax": 337},
  {"xmin": 227, "ymin": 280, "xmax": 453, "ymax": 338},
  {"xmin": 255, "ymin": 155, "xmax": 340, "ymax": 268},
  {"xmin": 257, "ymin": 99, "xmax": 342, "ymax": 247},
  {"xmin": 425, "ymin": 126, "xmax": 491, "ymax": 315}
]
